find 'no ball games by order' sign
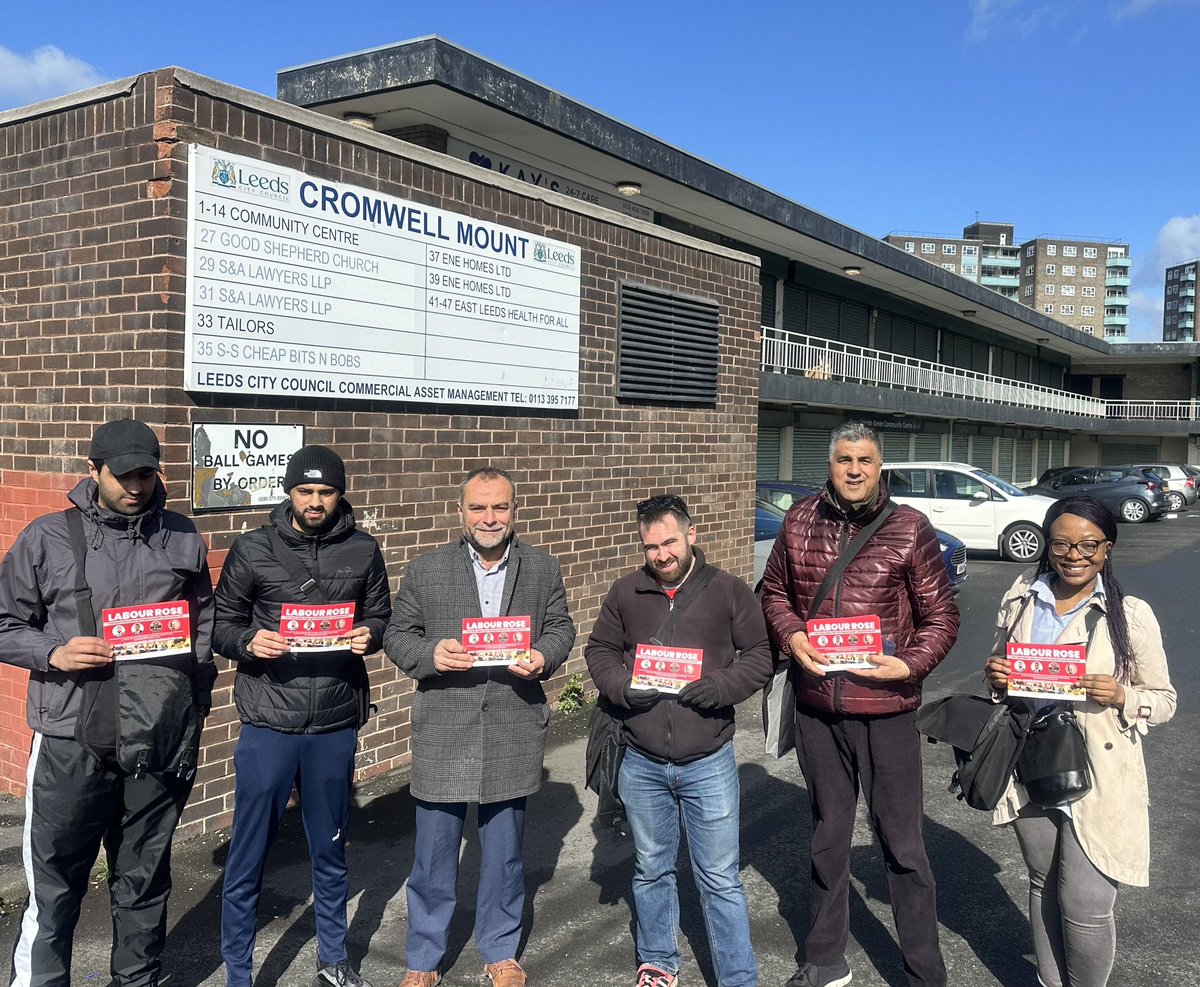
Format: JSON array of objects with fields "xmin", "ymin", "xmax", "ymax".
[{"xmin": 184, "ymin": 145, "xmax": 581, "ymax": 410}]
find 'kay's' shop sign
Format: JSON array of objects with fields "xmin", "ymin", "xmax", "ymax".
[{"xmin": 192, "ymin": 423, "xmax": 304, "ymax": 512}]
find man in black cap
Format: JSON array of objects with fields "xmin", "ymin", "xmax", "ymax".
[
  {"xmin": 214, "ymin": 445, "xmax": 391, "ymax": 987},
  {"xmin": 0, "ymin": 418, "xmax": 217, "ymax": 987}
]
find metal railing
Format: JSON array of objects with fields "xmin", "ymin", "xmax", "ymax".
[{"xmin": 760, "ymin": 329, "xmax": 1200, "ymax": 421}]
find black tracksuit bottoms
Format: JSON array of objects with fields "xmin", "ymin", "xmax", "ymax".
[
  {"xmin": 8, "ymin": 733, "xmax": 192, "ymax": 987},
  {"xmin": 794, "ymin": 706, "xmax": 947, "ymax": 987}
]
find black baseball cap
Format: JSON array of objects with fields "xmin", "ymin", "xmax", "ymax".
[{"xmin": 88, "ymin": 419, "xmax": 162, "ymax": 476}]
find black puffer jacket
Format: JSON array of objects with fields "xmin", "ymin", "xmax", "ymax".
[{"xmin": 214, "ymin": 499, "xmax": 391, "ymax": 733}]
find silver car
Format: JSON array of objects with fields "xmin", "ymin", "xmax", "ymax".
[{"xmin": 1129, "ymin": 463, "xmax": 1198, "ymax": 512}]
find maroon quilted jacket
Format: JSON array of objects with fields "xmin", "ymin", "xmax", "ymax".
[{"xmin": 760, "ymin": 483, "xmax": 959, "ymax": 716}]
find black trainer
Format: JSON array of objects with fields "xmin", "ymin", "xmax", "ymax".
[
  {"xmin": 315, "ymin": 960, "xmax": 373, "ymax": 987},
  {"xmin": 784, "ymin": 960, "xmax": 852, "ymax": 987}
]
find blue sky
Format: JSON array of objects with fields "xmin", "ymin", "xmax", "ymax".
[{"xmin": 3, "ymin": 0, "xmax": 1198, "ymax": 341}]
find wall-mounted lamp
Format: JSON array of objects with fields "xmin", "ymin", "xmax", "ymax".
[
  {"xmin": 842, "ymin": 266, "xmax": 862, "ymax": 277},
  {"xmin": 342, "ymin": 112, "xmax": 377, "ymax": 130},
  {"xmin": 961, "ymin": 309, "xmax": 977, "ymax": 318},
  {"xmin": 615, "ymin": 181, "xmax": 643, "ymax": 196}
]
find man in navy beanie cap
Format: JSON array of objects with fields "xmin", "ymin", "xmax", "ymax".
[
  {"xmin": 215, "ymin": 443, "xmax": 390, "ymax": 987},
  {"xmin": 283, "ymin": 445, "xmax": 347, "ymax": 495}
]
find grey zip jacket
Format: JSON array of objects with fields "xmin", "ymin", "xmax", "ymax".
[{"xmin": 0, "ymin": 477, "xmax": 217, "ymax": 736}]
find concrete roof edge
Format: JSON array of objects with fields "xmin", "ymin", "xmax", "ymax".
[
  {"xmin": 0, "ymin": 74, "xmax": 141, "ymax": 127},
  {"xmin": 169, "ymin": 68, "xmax": 758, "ymax": 267}
]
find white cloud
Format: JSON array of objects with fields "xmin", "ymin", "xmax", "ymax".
[
  {"xmin": 1126, "ymin": 215, "xmax": 1200, "ymax": 340},
  {"xmin": 0, "ymin": 45, "xmax": 108, "ymax": 111},
  {"xmin": 966, "ymin": 0, "xmax": 1064, "ymax": 42},
  {"xmin": 1111, "ymin": 0, "xmax": 1200, "ymax": 20}
]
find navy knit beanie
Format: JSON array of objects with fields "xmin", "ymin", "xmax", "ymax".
[{"xmin": 284, "ymin": 445, "xmax": 346, "ymax": 492}]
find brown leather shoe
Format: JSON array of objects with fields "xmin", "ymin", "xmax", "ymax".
[
  {"xmin": 483, "ymin": 959, "xmax": 528, "ymax": 987},
  {"xmin": 398, "ymin": 972, "xmax": 440, "ymax": 987}
]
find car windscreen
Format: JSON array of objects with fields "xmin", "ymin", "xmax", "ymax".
[{"xmin": 970, "ymin": 469, "xmax": 1027, "ymax": 497}]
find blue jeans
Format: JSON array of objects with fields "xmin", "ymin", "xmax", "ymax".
[{"xmin": 619, "ymin": 743, "xmax": 757, "ymax": 987}]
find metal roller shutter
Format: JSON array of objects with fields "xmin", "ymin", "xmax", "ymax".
[
  {"xmin": 951, "ymin": 435, "xmax": 969, "ymax": 463},
  {"xmin": 892, "ymin": 316, "xmax": 918, "ymax": 357},
  {"xmin": 1101, "ymin": 441, "xmax": 1160, "ymax": 463},
  {"xmin": 782, "ymin": 282, "xmax": 808, "ymax": 333},
  {"xmin": 970, "ymin": 436, "xmax": 996, "ymax": 472},
  {"xmin": 1036, "ymin": 440, "xmax": 1052, "ymax": 476},
  {"xmin": 996, "ymin": 437, "xmax": 1015, "ymax": 483},
  {"xmin": 760, "ymin": 276, "xmax": 777, "ymax": 328},
  {"xmin": 840, "ymin": 300, "xmax": 870, "ymax": 347},
  {"xmin": 1049, "ymin": 440, "xmax": 1064, "ymax": 469},
  {"xmin": 793, "ymin": 429, "xmax": 831, "ymax": 486},
  {"xmin": 808, "ymin": 293, "xmax": 839, "ymax": 341},
  {"xmin": 757, "ymin": 427, "xmax": 781, "ymax": 481},
  {"xmin": 881, "ymin": 432, "xmax": 911, "ymax": 462},
  {"xmin": 914, "ymin": 433, "xmax": 943, "ymax": 460},
  {"xmin": 1016, "ymin": 439, "xmax": 1035, "ymax": 485},
  {"xmin": 915, "ymin": 323, "xmax": 939, "ymax": 362}
]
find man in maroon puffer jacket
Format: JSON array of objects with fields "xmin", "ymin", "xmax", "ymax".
[{"xmin": 761, "ymin": 422, "xmax": 959, "ymax": 987}]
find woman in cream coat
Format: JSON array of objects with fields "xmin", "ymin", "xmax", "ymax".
[{"xmin": 984, "ymin": 495, "xmax": 1175, "ymax": 987}]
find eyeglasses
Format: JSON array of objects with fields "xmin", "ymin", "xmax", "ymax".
[
  {"xmin": 637, "ymin": 495, "xmax": 690, "ymax": 519},
  {"xmin": 1048, "ymin": 539, "xmax": 1108, "ymax": 558}
]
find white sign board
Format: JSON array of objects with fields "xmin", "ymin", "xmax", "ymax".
[
  {"xmin": 184, "ymin": 145, "xmax": 581, "ymax": 410},
  {"xmin": 192, "ymin": 422, "xmax": 305, "ymax": 511}
]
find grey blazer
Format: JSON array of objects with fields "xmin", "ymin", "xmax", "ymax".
[{"xmin": 384, "ymin": 535, "xmax": 576, "ymax": 803}]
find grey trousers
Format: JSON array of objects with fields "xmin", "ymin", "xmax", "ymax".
[{"xmin": 1011, "ymin": 803, "xmax": 1118, "ymax": 987}]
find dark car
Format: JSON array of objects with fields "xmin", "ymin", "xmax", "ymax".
[
  {"xmin": 1023, "ymin": 466, "xmax": 1168, "ymax": 523},
  {"xmin": 755, "ymin": 482, "xmax": 967, "ymax": 590}
]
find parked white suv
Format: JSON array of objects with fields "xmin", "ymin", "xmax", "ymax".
[{"xmin": 881, "ymin": 462, "xmax": 1057, "ymax": 562}]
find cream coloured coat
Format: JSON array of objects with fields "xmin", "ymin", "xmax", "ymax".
[{"xmin": 990, "ymin": 568, "xmax": 1176, "ymax": 887}]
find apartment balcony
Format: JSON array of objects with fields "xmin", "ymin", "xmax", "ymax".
[
  {"xmin": 1105, "ymin": 274, "xmax": 1131, "ymax": 287},
  {"xmin": 1106, "ymin": 256, "xmax": 1132, "ymax": 269},
  {"xmin": 1105, "ymin": 295, "xmax": 1129, "ymax": 307},
  {"xmin": 981, "ymin": 253, "xmax": 1021, "ymax": 268},
  {"xmin": 1180, "ymin": 317, "xmax": 1196, "ymax": 330},
  {"xmin": 1181, "ymin": 270, "xmax": 1197, "ymax": 282},
  {"xmin": 1104, "ymin": 314, "xmax": 1130, "ymax": 326},
  {"xmin": 1179, "ymin": 286, "xmax": 1196, "ymax": 298},
  {"xmin": 1179, "ymin": 302, "xmax": 1196, "ymax": 314},
  {"xmin": 981, "ymin": 273, "xmax": 1020, "ymax": 287}
]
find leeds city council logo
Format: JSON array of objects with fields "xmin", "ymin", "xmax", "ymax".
[{"xmin": 211, "ymin": 159, "xmax": 237, "ymax": 189}]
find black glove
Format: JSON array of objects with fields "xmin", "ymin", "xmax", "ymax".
[
  {"xmin": 677, "ymin": 676, "xmax": 721, "ymax": 710},
  {"xmin": 623, "ymin": 679, "xmax": 660, "ymax": 709}
]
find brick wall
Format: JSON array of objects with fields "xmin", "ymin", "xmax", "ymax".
[
  {"xmin": 1070, "ymin": 361, "xmax": 1196, "ymax": 401},
  {"xmin": 0, "ymin": 71, "xmax": 761, "ymax": 835}
]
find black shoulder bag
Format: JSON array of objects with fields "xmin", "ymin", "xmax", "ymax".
[
  {"xmin": 264, "ymin": 526, "xmax": 374, "ymax": 727},
  {"xmin": 66, "ymin": 509, "xmax": 200, "ymax": 776},
  {"xmin": 1013, "ymin": 607, "xmax": 1101, "ymax": 808},
  {"xmin": 762, "ymin": 500, "xmax": 897, "ymax": 758},
  {"xmin": 585, "ymin": 563, "xmax": 719, "ymax": 832}
]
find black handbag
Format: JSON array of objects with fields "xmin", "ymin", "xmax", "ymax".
[
  {"xmin": 1013, "ymin": 608, "xmax": 1100, "ymax": 808},
  {"xmin": 1015, "ymin": 704, "xmax": 1091, "ymax": 807}
]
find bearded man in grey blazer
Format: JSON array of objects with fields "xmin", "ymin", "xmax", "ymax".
[{"xmin": 385, "ymin": 466, "xmax": 576, "ymax": 987}]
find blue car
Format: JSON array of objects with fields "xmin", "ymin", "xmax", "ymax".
[{"xmin": 755, "ymin": 482, "xmax": 967, "ymax": 591}]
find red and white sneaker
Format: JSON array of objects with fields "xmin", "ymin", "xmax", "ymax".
[{"xmin": 636, "ymin": 964, "xmax": 678, "ymax": 987}]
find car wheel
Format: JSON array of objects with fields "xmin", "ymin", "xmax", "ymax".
[
  {"xmin": 1119, "ymin": 498, "xmax": 1149, "ymax": 523},
  {"xmin": 1166, "ymin": 491, "xmax": 1185, "ymax": 512},
  {"xmin": 1002, "ymin": 523, "xmax": 1044, "ymax": 562}
]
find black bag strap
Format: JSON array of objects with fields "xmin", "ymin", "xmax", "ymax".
[
  {"xmin": 64, "ymin": 508, "xmax": 97, "ymax": 637},
  {"xmin": 266, "ymin": 526, "xmax": 329, "ymax": 604},
  {"xmin": 806, "ymin": 500, "xmax": 897, "ymax": 620},
  {"xmin": 651, "ymin": 563, "xmax": 718, "ymax": 645}
]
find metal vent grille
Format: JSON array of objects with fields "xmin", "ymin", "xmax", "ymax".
[{"xmin": 617, "ymin": 283, "xmax": 720, "ymax": 404}]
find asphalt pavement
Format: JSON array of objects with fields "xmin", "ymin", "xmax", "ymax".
[{"xmin": 1, "ymin": 508, "xmax": 1197, "ymax": 986}]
